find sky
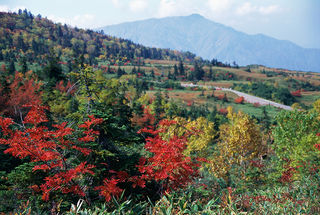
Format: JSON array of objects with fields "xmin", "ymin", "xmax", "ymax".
[{"xmin": 1, "ymin": 0, "xmax": 319, "ymax": 49}]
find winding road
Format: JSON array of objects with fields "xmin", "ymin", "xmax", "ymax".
[{"xmin": 181, "ymin": 83, "xmax": 293, "ymax": 110}]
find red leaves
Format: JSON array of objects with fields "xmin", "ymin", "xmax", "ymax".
[
  {"xmin": 219, "ymin": 108, "xmax": 228, "ymax": 115},
  {"xmin": 131, "ymin": 106, "xmax": 156, "ymax": 128},
  {"xmin": 5, "ymin": 72, "xmax": 42, "ymax": 116},
  {"xmin": 40, "ymin": 162, "xmax": 95, "ymax": 201},
  {"xmin": 129, "ymin": 176, "xmax": 146, "ymax": 188},
  {"xmin": 0, "ymin": 116, "xmax": 14, "ymax": 136},
  {"xmin": 235, "ymin": 96, "xmax": 244, "ymax": 104},
  {"xmin": 78, "ymin": 115, "xmax": 103, "ymax": 142},
  {"xmin": 95, "ymin": 178, "xmax": 123, "ymax": 202},
  {"xmin": 280, "ymin": 166, "xmax": 296, "ymax": 183},
  {"xmin": 137, "ymin": 119, "xmax": 200, "ymax": 192},
  {"xmin": 0, "ymin": 104, "xmax": 103, "ymax": 201},
  {"xmin": 291, "ymin": 90, "xmax": 302, "ymax": 97},
  {"xmin": 23, "ymin": 103, "xmax": 49, "ymax": 125}
]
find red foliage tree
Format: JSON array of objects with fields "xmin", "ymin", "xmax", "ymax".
[
  {"xmin": 291, "ymin": 89, "xmax": 302, "ymax": 97},
  {"xmin": 5, "ymin": 71, "xmax": 42, "ymax": 117},
  {"xmin": 219, "ymin": 108, "xmax": 228, "ymax": 115},
  {"xmin": 137, "ymin": 119, "xmax": 200, "ymax": 193},
  {"xmin": 0, "ymin": 103, "xmax": 103, "ymax": 201},
  {"xmin": 55, "ymin": 80, "xmax": 76, "ymax": 95},
  {"xmin": 235, "ymin": 96, "xmax": 244, "ymax": 104},
  {"xmin": 131, "ymin": 106, "xmax": 156, "ymax": 128}
]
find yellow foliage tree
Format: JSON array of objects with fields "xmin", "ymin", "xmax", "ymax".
[
  {"xmin": 160, "ymin": 117, "xmax": 216, "ymax": 158},
  {"xmin": 210, "ymin": 107, "xmax": 265, "ymax": 180},
  {"xmin": 313, "ymin": 99, "xmax": 320, "ymax": 114}
]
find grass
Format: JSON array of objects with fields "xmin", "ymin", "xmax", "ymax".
[
  {"xmin": 296, "ymin": 91, "xmax": 320, "ymax": 107},
  {"xmin": 147, "ymin": 88, "xmax": 280, "ymax": 119}
]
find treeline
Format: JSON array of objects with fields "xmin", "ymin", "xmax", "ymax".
[
  {"xmin": 233, "ymin": 82, "xmax": 296, "ymax": 105},
  {"xmin": 0, "ymin": 10, "xmax": 197, "ymax": 67}
]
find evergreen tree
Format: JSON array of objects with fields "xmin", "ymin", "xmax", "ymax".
[
  {"xmin": 173, "ymin": 64, "xmax": 178, "ymax": 80},
  {"xmin": 20, "ymin": 56, "xmax": 28, "ymax": 74},
  {"xmin": 8, "ymin": 61, "xmax": 16, "ymax": 75},
  {"xmin": 208, "ymin": 66, "xmax": 213, "ymax": 80},
  {"xmin": 153, "ymin": 90, "xmax": 164, "ymax": 122},
  {"xmin": 261, "ymin": 106, "xmax": 271, "ymax": 130},
  {"xmin": 131, "ymin": 66, "xmax": 137, "ymax": 75},
  {"xmin": 117, "ymin": 66, "xmax": 125, "ymax": 78},
  {"xmin": 194, "ymin": 61, "xmax": 204, "ymax": 81},
  {"xmin": 178, "ymin": 60, "xmax": 185, "ymax": 76},
  {"xmin": 43, "ymin": 49, "xmax": 65, "ymax": 87}
]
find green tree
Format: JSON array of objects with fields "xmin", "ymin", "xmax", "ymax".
[
  {"xmin": 43, "ymin": 49, "xmax": 64, "ymax": 87},
  {"xmin": 173, "ymin": 64, "xmax": 178, "ymax": 80},
  {"xmin": 152, "ymin": 90, "xmax": 164, "ymax": 122},
  {"xmin": 19, "ymin": 56, "xmax": 28, "ymax": 74},
  {"xmin": 178, "ymin": 60, "xmax": 185, "ymax": 76},
  {"xmin": 272, "ymin": 110, "xmax": 320, "ymax": 179},
  {"xmin": 7, "ymin": 61, "xmax": 15, "ymax": 75}
]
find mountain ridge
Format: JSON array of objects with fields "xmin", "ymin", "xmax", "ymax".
[{"xmin": 98, "ymin": 14, "xmax": 320, "ymax": 72}]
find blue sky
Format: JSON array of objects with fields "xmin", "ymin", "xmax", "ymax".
[{"xmin": 1, "ymin": 0, "xmax": 319, "ymax": 49}]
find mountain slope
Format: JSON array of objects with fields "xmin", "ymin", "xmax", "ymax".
[
  {"xmin": 0, "ymin": 11, "xmax": 197, "ymax": 67},
  {"xmin": 99, "ymin": 14, "xmax": 320, "ymax": 72}
]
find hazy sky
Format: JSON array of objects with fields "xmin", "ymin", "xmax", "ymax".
[{"xmin": 1, "ymin": 0, "xmax": 319, "ymax": 49}]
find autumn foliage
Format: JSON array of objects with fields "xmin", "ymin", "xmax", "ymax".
[
  {"xmin": 0, "ymin": 103, "xmax": 103, "ymax": 201},
  {"xmin": 211, "ymin": 107, "xmax": 265, "ymax": 179},
  {"xmin": 137, "ymin": 119, "xmax": 201, "ymax": 192},
  {"xmin": 291, "ymin": 89, "xmax": 302, "ymax": 97},
  {"xmin": 3, "ymin": 71, "xmax": 42, "ymax": 116},
  {"xmin": 234, "ymin": 96, "xmax": 244, "ymax": 104}
]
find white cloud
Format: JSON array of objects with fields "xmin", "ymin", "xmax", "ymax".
[
  {"xmin": 236, "ymin": 2, "xmax": 280, "ymax": 16},
  {"xmin": 259, "ymin": 5, "xmax": 280, "ymax": 15},
  {"xmin": 156, "ymin": 0, "xmax": 203, "ymax": 18},
  {"xmin": 48, "ymin": 14, "xmax": 96, "ymax": 28},
  {"xmin": 0, "ymin": 5, "xmax": 10, "ymax": 12},
  {"xmin": 0, "ymin": 5, "xmax": 27, "ymax": 13},
  {"xmin": 207, "ymin": 0, "xmax": 233, "ymax": 12},
  {"xmin": 111, "ymin": 0, "xmax": 121, "ymax": 8},
  {"xmin": 129, "ymin": 0, "xmax": 148, "ymax": 12},
  {"xmin": 236, "ymin": 2, "xmax": 255, "ymax": 15},
  {"xmin": 157, "ymin": 0, "xmax": 177, "ymax": 17}
]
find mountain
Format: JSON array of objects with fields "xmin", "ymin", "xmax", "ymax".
[{"xmin": 98, "ymin": 14, "xmax": 320, "ymax": 72}]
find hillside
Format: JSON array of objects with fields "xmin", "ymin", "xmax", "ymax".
[
  {"xmin": 99, "ymin": 14, "xmax": 320, "ymax": 72},
  {"xmin": 0, "ymin": 11, "xmax": 197, "ymax": 68}
]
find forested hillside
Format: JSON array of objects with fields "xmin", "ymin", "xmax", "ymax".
[
  {"xmin": 0, "ymin": 11, "xmax": 197, "ymax": 67},
  {"xmin": 0, "ymin": 11, "xmax": 319, "ymax": 214}
]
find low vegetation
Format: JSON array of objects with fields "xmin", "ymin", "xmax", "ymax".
[{"xmin": 0, "ymin": 11, "xmax": 319, "ymax": 214}]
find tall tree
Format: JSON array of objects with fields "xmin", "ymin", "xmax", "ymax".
[
  {"xmin": 211, "ymin": 107, "xmax": 264, "ymax": 181},
  {"xmin": 43, "ymin": 49, "xmax": 64, "ymax": 87},
  {"xmin": 178, "ymin": 60, "xmax": 185, "ymax": 76}
]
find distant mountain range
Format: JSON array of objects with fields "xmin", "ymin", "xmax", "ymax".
[{"xmin": 98, "ymin": 14, "xmax": 320, "ymax": 72}]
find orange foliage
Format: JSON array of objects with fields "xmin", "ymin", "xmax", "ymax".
[
  {"xmin": 5, "ymin": 71, "xmax": 42, "ymax": 116},
  {"xmin": 131, "ymin": 106, "xmax": 155, "ymax": 128},
  {"xmin": 55, "ymin": 80, "xmax": 76, "ymax": 95},
  {"xmin": 235, "ymin": 96, "xmax": 244, "ymax": 104}
]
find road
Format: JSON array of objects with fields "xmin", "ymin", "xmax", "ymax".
[{"xmin": 181, "ymin": 83, "xmax": 292, "ymax": 110}]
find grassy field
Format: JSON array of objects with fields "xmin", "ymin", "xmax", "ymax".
[
  {"xmin": 148, "ymin": 87, "xmax": 281, "ymax": 119},
  {"xmin": 297, "ymin": 91, "xmax": 320, "ymax": 106}
]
